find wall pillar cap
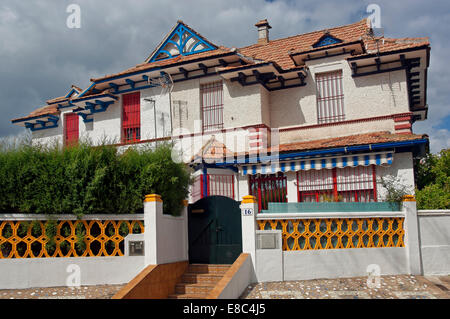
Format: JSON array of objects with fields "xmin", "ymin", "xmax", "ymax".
[
  {"xmin": 144, "ymin": 194, "xmax": 163, "ymax": 202},
  {"xmin": 242, "ymin": 195, "xmax": 257, "ymax": 204},
  {"xmin": 402, "ymin": 195, "xmax": 416, "ymax": 202}
]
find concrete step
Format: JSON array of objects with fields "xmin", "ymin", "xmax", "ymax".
[
  {"xmin": 175, "ymin": 282, "xmax": 216, "ymax": 295},
  {"xmin": 168, "ymin": 293, "xmax": 207, "ymax": 299},
  {"xmin": 188, "ymin": 264, "xmax": 231, "ymax": 275},
  {"xmin": 168, "ymin": 263, "xmax": 232, "ymax": 299},
  {"xmin": 181, "ymin": 273, "xmax": 224, "ymax": 285}
]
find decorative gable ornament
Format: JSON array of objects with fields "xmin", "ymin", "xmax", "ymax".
[
  {"xmin": 148, "ymin": 21, "xmax": 217, "ymax": 62},
  {"xmin": 312, "ymin": 33, "xmax": 343, "ymax": 48}
]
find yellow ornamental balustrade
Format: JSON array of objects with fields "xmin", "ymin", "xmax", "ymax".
[
  {"xmin": 0, "ymin": 219, "xmax": 144, "ymax": 259},
  {"xmin": 257, "ymin": 217, "xmax": 404, "ymax": 251}
]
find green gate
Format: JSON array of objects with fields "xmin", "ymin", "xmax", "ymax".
[{"xmin": 188, "ymin": 196, "xmax": 242, "ymax": 264}]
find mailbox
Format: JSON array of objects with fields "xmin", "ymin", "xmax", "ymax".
[{"xmin": 128, "ymin": 240, "xmax": 144, "ymax": 256}]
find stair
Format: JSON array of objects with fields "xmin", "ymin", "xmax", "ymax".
[{"xmin": 168, "ymin": 264, "xmax": 231, "ymax": 299}]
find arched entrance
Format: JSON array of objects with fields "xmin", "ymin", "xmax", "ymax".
[{"xmin": 188, "ymin": 196, "xmax": 242, "ymax": 264}]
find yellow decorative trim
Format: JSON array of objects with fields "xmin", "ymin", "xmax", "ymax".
[
  {"xmin": 242, "ymin": 195, "xmax": 257, "ymax": 204},
  {"xmin": 257, "ymin": 217, "xmax": 405, "ymax": 251},
  {"xmin": 0, "ymin": 220, "xmax": 144, "ymax": 258},
  {"xmin": 402, "ymin": 195, "xmax": 416, "ymax": 202},
  {"xmin": 144, "ymin": 194, "xmax": 162, "ymax": 202}
]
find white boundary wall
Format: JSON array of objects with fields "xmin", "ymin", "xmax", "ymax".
[
  {"xmin": 0, "ymin": 196, "xmax": 189, "ymax": 290},
  {"xmin": 417, "ymin": 210, "xmax": 450, "ymax": 275},
  {"xmin": 241, "ymin": 199, "xmax": 435, "ymax": 283}
]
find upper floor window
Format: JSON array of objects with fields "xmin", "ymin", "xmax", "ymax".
[
  {"xmin": 64, "ymin": 113, "xmax": 79, "ymax": 147},
  {"xmin": 201, "ymin": 81, "xmax": 223, "ymax": 132},
  {"xmin": 315, "ymin": 70, "xmax": 345, "ymax": 124},
  {"xmin": 122, "ymin": 92, "xmax": 141, "ymax": 143}
]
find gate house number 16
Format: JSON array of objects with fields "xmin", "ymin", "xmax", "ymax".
[{"xmin": 243, "ymin": 208, "xmax": 254, "ymax": 216}]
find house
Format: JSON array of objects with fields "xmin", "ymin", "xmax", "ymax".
[{"xmin": 11, "ymin": 18, "xmax": 430, "ymax": 211}]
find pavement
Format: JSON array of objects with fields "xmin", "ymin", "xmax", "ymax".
[
  {"xmin": 0, "ymin": 284, "xmax": 124, "ymax": 299},
  {"xmin": 0, "ymin": 275, "xmax": 448, "ymax": 299},
  {"xmin": 240, "ymin": 275, "xmax": 450, "ymax": 299}
]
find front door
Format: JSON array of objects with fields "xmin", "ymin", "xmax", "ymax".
[{"xmin": 188, "ymin": 196, "xmax": 242, "ymax": 264}]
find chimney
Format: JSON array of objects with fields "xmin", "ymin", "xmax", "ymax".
[{"xmin": 255, "ymin": 19, "xmax": 271, "ymax": 44}]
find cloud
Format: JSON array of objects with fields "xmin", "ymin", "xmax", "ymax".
[{"xmin": 0, "ymin": 0, "xmax": 448, "ymax": 152}]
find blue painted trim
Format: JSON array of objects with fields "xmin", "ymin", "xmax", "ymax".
[
  {"xmin": 202, "ymin": 166, "xmax": 208, "ymax": 197},
  {"xmin": 313, "ymin": 35, "xmax": 343, "ymax": 48},
  {"xmin": 125, "ymin": 79, "xmax": 135, "ymax": 88},
  {"xmin": 77, "ymin": 82, "xmax": 96, "ymax": 98},
  {"xmin": 12, "ymin": 113, "xmax": 59, "ymax": 124},
  {"xmin": 71, "ymin": 93, "xmax": 118, "ymax": 103},
  {"xmin": 149, "ymin": 22, "xmax": 217, "ymax": 63}
]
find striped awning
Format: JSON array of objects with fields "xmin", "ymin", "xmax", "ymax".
[{"xmin": 240, "ymin": 151, "xmax": 393, "ymax": 176}]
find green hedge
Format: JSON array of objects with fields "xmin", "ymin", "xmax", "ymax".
[{"xmin": 0, "ymin": 142, "xmax": 191, "ymax": 217}]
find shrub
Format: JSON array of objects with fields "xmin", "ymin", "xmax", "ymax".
[{"xmin": 0, "ymin": 141, "xmax": 191, "ymax": 217}]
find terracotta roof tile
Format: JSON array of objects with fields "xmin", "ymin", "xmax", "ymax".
[
  {"xmin": 11, "ymin": 104, "xmax": 60, "ymax": 123},
  {"xmin": 238, "ymin": 19, "xmax": 370, "ymax": 70},
  {"xmin": 272, "ymin": 131, "xmax": 426, "ymax": 153}
]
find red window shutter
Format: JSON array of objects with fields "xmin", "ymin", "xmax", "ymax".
[
  {"xmin": 122, "ymin": 92, "xmax": 141, "ymax": 143},
  {"xmin": 64, "ymin": 113, "xmax": 79, "ymax": 146}
]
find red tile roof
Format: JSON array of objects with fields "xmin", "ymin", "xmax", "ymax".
[
  {"xmin": 11, "ymin": 104, "xmax": 60, "ymax": 123},
  {"xmin": 239, "ymin": 18, "xmax": 371, "ymax": 70},
  {"xmin": 192, "ymin": 132, "xmax": 427, "ymax": 162},
  {"xmin": 13, "ymin": 19, "xmax": 430, "ymax": 123},
  {"xmin": 272, "ymin": 131, "xmax": 427, "ymax": 153}
]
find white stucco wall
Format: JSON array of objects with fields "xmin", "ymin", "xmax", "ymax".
[
  {"xmin": 417, "ymin": 211, "xmax": 450, "ymax": 275},
  {"xmin": 0, "ymin": 256, "xmax": 145, "ymax": 289},
  {"xmin": 269, "ymin": 55, "xmax": 410, "ymax": 144},
  {"xmin": 376, "ymin": 152, "xmax": 415, "ymax": 201}
]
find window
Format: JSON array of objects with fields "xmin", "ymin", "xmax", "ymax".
[
  {"xmin": 316, "ymin": 70, "xmax": 345, "ymax": 124},
  {"xmin": 249, "ymin": 173, "xmax": 287, "ymax": 211},
  {"xmin": 191, "ymin": 173, "xmax": 235, "ymax": 202},
  {"xmin": 336, "ymin": 166, "xmax": 376, "ymax": 202},
  {"xmin": 208, "ymin": 174, "xmax": 235, "ymax": 199},
  {"xmin": 297, "ymin": 169, "xmax": 334, "ymax": 202},
  {"xmin": 297, "ymin": 166, "xmax": 377, "ymax": 202},
  {"xmin": 200, "ymin": 81, "xmax": 223, "ymax": 132},
  {"xmin": 122, "ymin": 92, "xmax": 141, "ymax": 143},
  {"xmin": 64, "ymin": 113, "xmax": 79, "ymax": 146}
]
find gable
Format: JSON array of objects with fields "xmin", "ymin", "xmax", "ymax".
[
  {"xmin": 312, "ymin": 34, "xmax": 343, "ymax": 48},
  {"xmin": 147, "ymin": 21, "xmax": 217, "ymax": 62}
]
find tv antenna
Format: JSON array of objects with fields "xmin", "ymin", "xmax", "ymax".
[{"xmin": 147, "ymin": 71, "xmax": 174, "ymax": 135}]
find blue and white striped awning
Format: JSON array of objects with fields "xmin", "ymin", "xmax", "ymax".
[{"xmin": 240, "ymin": 152, "xmax": 393, "ymax": 176}]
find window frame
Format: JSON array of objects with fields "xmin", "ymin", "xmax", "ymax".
[
  {"xmin": 200, "ymin": 81, "xmax": 224, "ymax": 133},
  {"xmin": 315, "ymin": 70, "xmax": 345, "ymax": 124},
  {"xmin": 121, "ymin": 92, "xmax": 141, "ymax": 143},
  {"xmin": 296, "ymin": 165, "xmax": 378, "ymax": 203},
  {"xmin": 64, "ymin": 112, "xmax": 79, "ymax": 147}
]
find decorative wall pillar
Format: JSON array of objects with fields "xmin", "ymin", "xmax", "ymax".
[
  {"xmin": 143, "ymin": 194, "xmax": 162, "ymax": 266},
  {"xmin": 402, "ymin": 195, "xmax": 423, "ymax": 275},
  {"xmin": 240, "ymin": 195, "xmax": 258, "ymax": 282}
]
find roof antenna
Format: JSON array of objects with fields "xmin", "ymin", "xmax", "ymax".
[{"xmin": 146, "ymin": 71, "xmax": 174, "ymax": 136}]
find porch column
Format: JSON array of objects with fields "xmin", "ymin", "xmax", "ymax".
[
  {"xmin": 286, "ymin": 171, "xmax": 298, "ymax": 203},
  {"xmin": 402, "ymin": 195, "xmax": 423, "ymax": 275},
  {"xmin": 241, "ymin": 195, "xmax": 258, "ymax": 282}
]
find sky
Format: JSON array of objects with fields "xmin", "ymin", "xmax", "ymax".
[{"xmin": 0, "ymin": 0, "xmax": 448, "ymax": 153}]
